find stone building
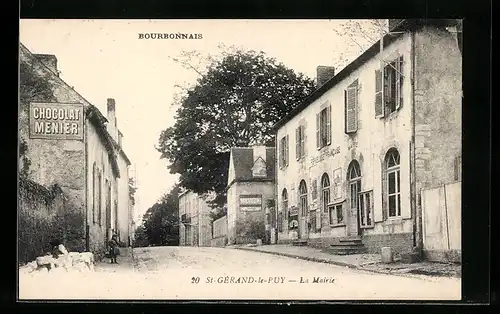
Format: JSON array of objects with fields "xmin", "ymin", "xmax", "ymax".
[
  {"xmin": 178, "ymin": 190, "xmax": 212, "ymax": 247},
  {"xmin": 19, "ymin": 43, "xmax": 135, "ymax": 256},
  {"xmin": 226, "ymin": 145, "xmax": 276, "ymax": 245},
  {"xmin": 273, "ymin": 19, "xmax": 462, "ymax": 261}
]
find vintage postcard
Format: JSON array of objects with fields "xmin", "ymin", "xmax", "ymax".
[{"xmin": 18, "ymin": 19, "xmax": 463, "ymax": 301}]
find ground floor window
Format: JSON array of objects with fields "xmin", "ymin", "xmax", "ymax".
[
  {"xmin": 358, "ymin": 190, "xmax": 374, "ymax": 227},
  {"xmin": 328, "ymin": 203, "xmax": 344, "ymax": 225}
]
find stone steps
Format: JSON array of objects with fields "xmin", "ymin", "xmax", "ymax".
[
  {"xmin": 324, "ymin": 236, "xmax": 368, "ymax": 255},
  {"xmin": 292, "ymin": 239, "xmax": 308, "ymax": 246}
]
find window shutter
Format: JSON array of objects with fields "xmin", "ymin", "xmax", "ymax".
[
  {"xmin": 375, "ymin": 69, "xmax": 384, "ymax": 117},
  {"xmin": 396, "ymin": 55, "xmax": 404, "ymax": 110},
  {"xmin": 326, "ymin": 105, "xmax": 332, "ymax": 145},
  {"xmin": 294, "ymin": 126, "xmax": 299, "ymax": 158},
  {"xmin": 278, "ymin": 138, "xmax": 283, "ymax": 168},
  {"xmin": 285, "ymin": 134, "xmax": 289, "ymax": 166},
  {"xmin": 346, "ymin": 86, "xmax": 358, "ymax": 133},
  {"xmin": 301, "ymin": 122, "xmax": 307, "ymax": 157},
  {"xmin": 316, "ymin": 113, "xmax": 320, "ymax": 149}
]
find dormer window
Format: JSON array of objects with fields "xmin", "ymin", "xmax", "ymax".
[{"xmin": 252, "ymin": 157, "xmax": 267, "ymax": 177}]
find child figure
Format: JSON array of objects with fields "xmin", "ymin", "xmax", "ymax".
[{"xmin": 107, "ymin": 234, "xmax": 119, "ymax": 264}]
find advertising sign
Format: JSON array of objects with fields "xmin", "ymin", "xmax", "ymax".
[
  {"xmin": 29, "ymin": 102, "xmax": 84, "ymax": 140},
  {"xmin": 239, "ymin": 194, "xmax": 262, "ymax": 211}
]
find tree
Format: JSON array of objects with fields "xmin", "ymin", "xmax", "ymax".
[
  {"xmin": 141, "ymin": 185, "xmax": 180, "ymax": 246},
  {"xmin": 157, "ymin": 48, "xmax": 316, "ymax": 209},
  {"xmin": 132, "ymin": 225, "xmax": 149, "ymax": 248},
  {"xmin": 19, "ymin": 60, "xmax": 56, "ymax": 178}
]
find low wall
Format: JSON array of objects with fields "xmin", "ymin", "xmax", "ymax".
[
  {"xmin": 18, "ymin": 178, "xmax": 86, "ymax": 264},
  {"xmin": 210, "ymin": 236, "xmax": 227, "ymax": 247},
  {"xmin": 211, "ymin": 216, "xmax": 228, "ymax": 247}
]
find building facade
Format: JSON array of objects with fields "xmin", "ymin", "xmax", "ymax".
[
  {"xmin": 274, "ymin": 20, "xmax": 462, "ymax": 260},
  {"xmin": 178, "ymin": 190, "xmax": 212, "ymax": 247},
  {"xmin": 226, "ymin": 146, "xmax": 276, "ymax": 245},
  {"xmin": 19, "ymin": 43, "xmax": 135, "ymax": 256}
]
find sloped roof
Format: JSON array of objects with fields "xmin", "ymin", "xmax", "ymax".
[
  {"xmin": 227, "ymin": 147, "xmax": 275, "ymax": 189},
  {"xmin": 273, "ymin": 19, "xmax": 458, "ymax": 131},
  {"xmin": 19, "ymin": 42, "xmax": 123, "ymax": 178}
]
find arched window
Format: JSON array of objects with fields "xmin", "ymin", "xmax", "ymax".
[
  {"xmin": 321, "ymin": 173, "xmax": 330, "ymax": 214},
  {"xmin": 299, "ymin": 180, "xmax": 308, "ymax": 216},
  {"xmin": 385, "ymin": 148, "xmax": 401, "ymax": 217}
]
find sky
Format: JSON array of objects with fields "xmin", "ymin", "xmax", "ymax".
[{"xmin": 19, "ymin": 19, "xmax": 380, "ymax": 224}]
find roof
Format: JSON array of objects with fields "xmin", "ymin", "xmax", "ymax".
[
  {"xmin": 20, "ymin": 42, "xmax": 124, "ymax": 178},
  {"xmin": 272, "ymin": 19, "xmax": 453, "ymax": 131},
  {"xmin": 227, "ymin": 147, "xmax": 276, "ymax": 189},
  {"xmin": 110, "ymin": 136, "xmax": 132, "ymax": 166}
]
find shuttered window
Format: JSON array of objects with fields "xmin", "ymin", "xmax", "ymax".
[
  {"xmin": 279, "ymin": 135, "xmax": 289, "ymax": 168},
  {"xmin": 345, "ymin": 80, "xmax": 358, "ymax": 134},
  {"xmin": 395, "ymin": 56, "xmax": 404, "ymax": 110},
  {"xmin": 316, "ymin": 104, "xmax": 332, "ymax": 149},
  {"xmin": 285, "ymin": 134, "xmax": 289, "ymax": 166},
  {"xmin": 375, "ymin": 69, "xmax": 384, "ymax": 117},
  {"xmin": 377, "ymin": 56, "xmax": 404, "ymax": 117},
  {"xmin": 279, "ymin": 137, "xmax": 285, "ymax": 168},
  {"xmin": 295, "ymin": 125, "xmax": 306, "ymax": 160}
]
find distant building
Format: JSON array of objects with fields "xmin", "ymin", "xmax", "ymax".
[
  {"xmin": 19, "ymin": 43, "xmax": 135, "ymax": 255},
  {"xmin": 178, "ymin": 190, "xmax": 212, "ymax": 247},
  {"xmin": 273, "ymin": 19, "xmax": 462, "ymax": 261},
  {"xmin": 226, "ymin": 145, "xmax": 276, "ymax": 245}
]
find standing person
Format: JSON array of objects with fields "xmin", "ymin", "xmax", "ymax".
[{"xmin": 107, "ymin": 234, "xmax": 120, "ymax": 264}]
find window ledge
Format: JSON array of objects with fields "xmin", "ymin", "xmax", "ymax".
[
  {"xmin": 317, "ymin": 143, "xmax": 332, "ymax": 151},
  {"xmin": 360, "ymin": 224, "xmax": 375, "ymax": 229},
  {"xmin": 385, "ymin": 108, "xmax": 402, "ymax": 120},
  {"xmin": 383, "ymin": 217, "xmax": 403, "ymax": 225},
  {"xmin": 329, "ymin": 223, "xmax": 346, "ymax": 228}
]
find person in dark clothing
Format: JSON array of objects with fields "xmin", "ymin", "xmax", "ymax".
[
  {"xmin": 107, "ymin": 234, "xmax": 120, "ymax": 264},
  {"xmin": 48, "ymin": 238, "xmax": 69, "ymax": 270}
]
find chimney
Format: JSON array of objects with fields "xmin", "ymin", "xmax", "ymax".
[
  {"xmin": 35, "ymin": 54, "xmax": 58, "ymax": 76},
  {"xmin": 316, "ymin": 66, "xmax": 335, "ymax": 88},
  {"xmin": 118, "ymin": 131, "xmax": 123, "ymax": 148},
  {"xmin": 107, "ymin": 98, "xmax": 117, "ymax": 141}
]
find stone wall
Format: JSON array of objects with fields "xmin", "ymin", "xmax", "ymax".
[{"xmin": 18, "ymin": 178, "xmax": 86, "ymax": 264}]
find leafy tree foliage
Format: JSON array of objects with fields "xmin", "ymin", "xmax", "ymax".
[
  {"xmin": 132, "ymin": 225, "xmax": 149, "ymax": 248},
  {"xmin": 19, "ymin": 60, "xmax": 56, "ymax": 179},
  {"xmin": 157, "ymin": 49, "xmax": 316, "ymax": 209},
  {"xmin": 140, "ymin": 185, "xmax": 180, "ymax": 246}
]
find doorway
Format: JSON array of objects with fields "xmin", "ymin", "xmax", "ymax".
[
  {"xmin": 298, "ymin": 180, "xmax": 308, "ymax": 240},
  {"xmin": 348, "ymin": 160, "xmax": 362, "ymax": 236}
]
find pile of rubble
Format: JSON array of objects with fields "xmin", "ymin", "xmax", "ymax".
[{"xmin": 19, "ymin": 244, "xmax": 95, "ymax": 275}]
